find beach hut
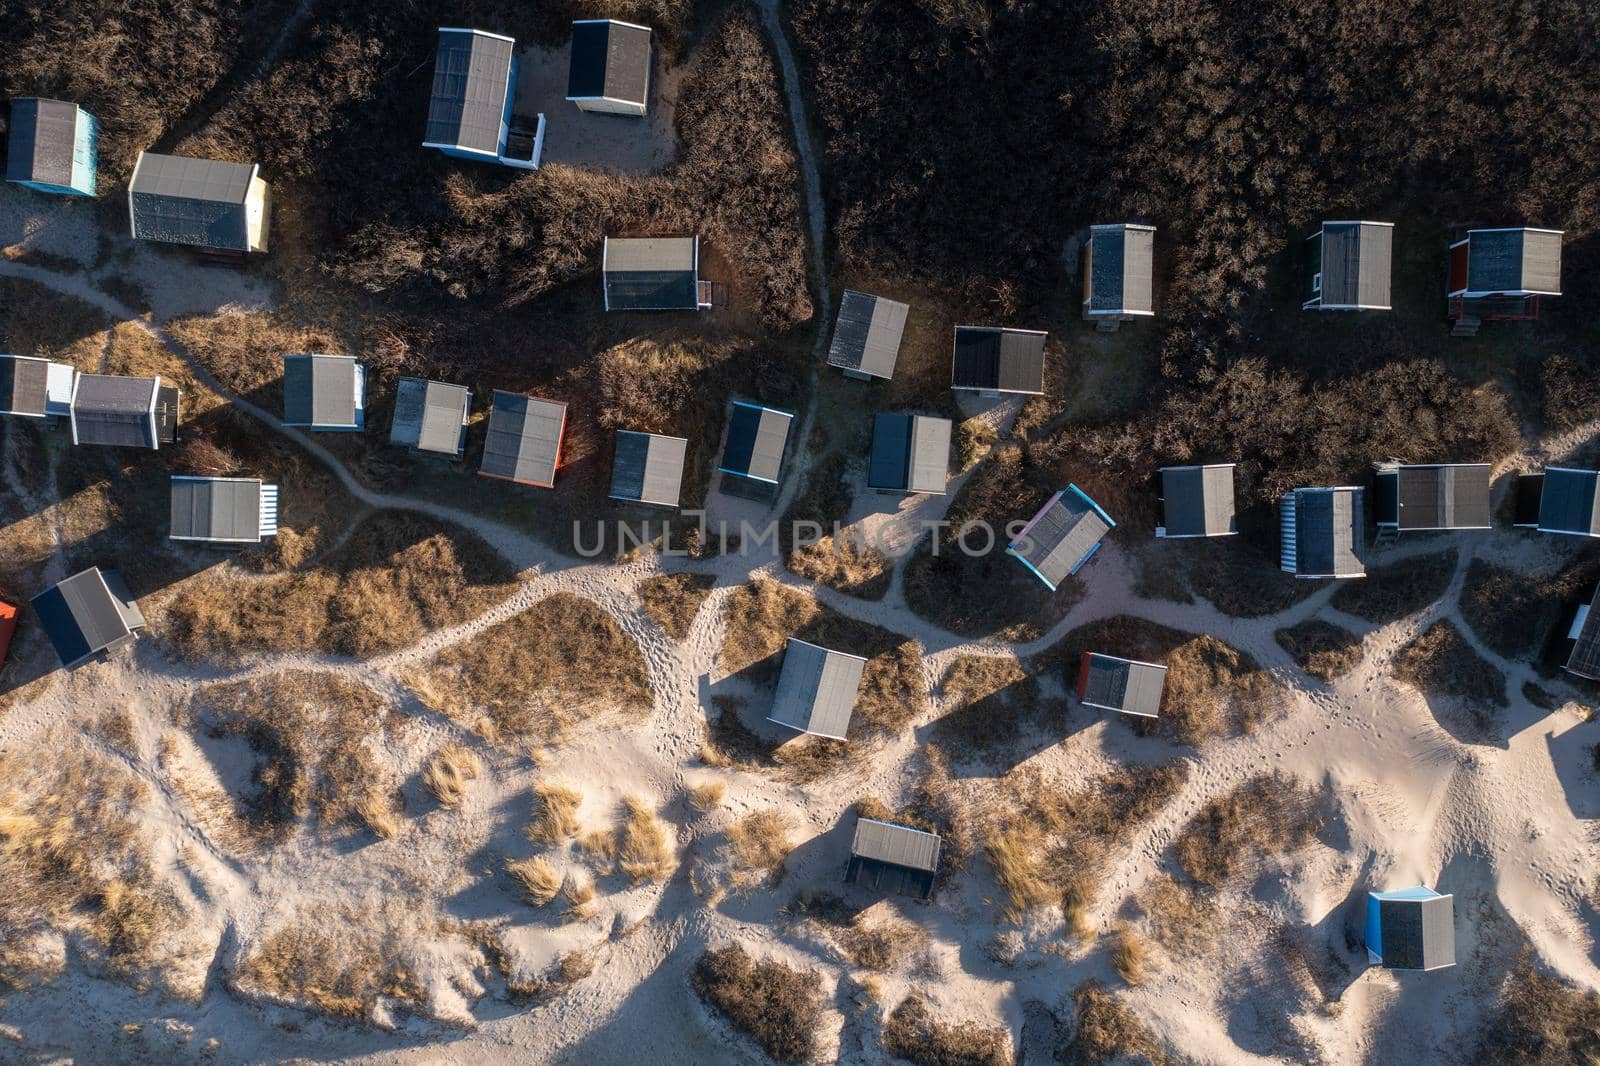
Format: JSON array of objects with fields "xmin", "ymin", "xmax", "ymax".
[
  {"xmin": 1082, "ymin": 223, "xmax": 1155, "ymax": 330},
  {"xmin": 609, "ymin": 429, "xmax": 687, "ymax": 507},
  {"xmin": 1513, "ymin": 467, "xmax": 1600, "ymax": 538},
  {"xmin": 169, "ymin": 476, "xmax": 278, "ymax": 546},
  {"xmin": 70, "ymin": 373, "xmax": 179, "ymax": 450},
  {"xmin": 719, "ymin": 400, "xmax": 793, "ymax": 489},
  {"xmin": 867, "ymin": 413, "xmax": 950, "ymax": 495},
  {"xmin": 282, "ymin": 354, "xmax": 365, "ymax": 431},
  {"xmin": 1157, "ymin": 464, "xmax": 1237, "ymax": 538},
  {"xmin": 1076, "ymin": 653, "xmax": 1166, "ymax": 718},
  {"xmin": 389, "ymin": 378, "xmax": 470, "ymax": 458},
  {"xmin": 846, "ymin": 817, "xmax": 940, "ymax": 901},
  {"xmin": 1302, "ymin": 221, "xmax": 1393, "ymax": 311},
  {"xmin": 0, "ymin": 353, "xmax": 76, "ymax": 419},
  {"xmin": 767, "ymin": 637, "xmax": 866, "ymax": 742},
  {"xmin": 566, "ymin": 19, "xmax": 653, "ymax": 115},
  {"xmin": 479, "ymin": 392, "xmax": 567, "ymax": 488},
  {"xmin": 128, "ymin": 152, "xmax": 269, "ymax": 253},
  {"xmin": 1365, "ymin": 887, "xmax": 1455, "ymax": 972},
  {"xmin": 1280, "ymin": 487, "xmax": 1365, "ymax": 579},
  {"xmin": 1009, "ymin": 485, "xmax": 1115, "ymax": 590},
  {"xmin": 1448, "ymin": 227, "xmax": 1562, "ymax": 333},
  {"xmin": 1562, "ymin": 585, "xmax": 1600, "ymax": 681},
  {"xmin": 1372, "ymin": 463, "xmax": 1491, "ymax": 532},
  {"xmin": 5, "ymin": 98, "xmax": 97, "ymax": 196},
  {"xmin": 827, "ymin": 290, "xmax": 909, "ymax": 381},
  {"xmin": 951, "ymin": 326, "xmax": 1046, "ymax": 396},
  {"xmin": 602, "ymin": 236, "xmax": 709, "ymax": 311},
  {"xmin": 424, "ymin": 28, "xmax": 544, "ymax": 169},
  {"xmin": 0, "ymin": 598, "xmax": 16, "ymax": 671},
  {"xmin": 30, "ymin": 566, "xmax": 146, "ymax": 670}
]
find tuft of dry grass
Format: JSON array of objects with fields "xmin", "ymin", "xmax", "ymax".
[
  {"xmin": 1058, "ymin": 980, "xmax": 1174, "ymax": 1065},
  {"xmin": 166, "ymin": 309, "xmax": 355, "ymax": 400},
  {"xmin": 618, "ymin": 797, "xmax": 676, "ymax": 884},
  {"xmin": 578, "ymin": 829, "xmax": 619, "ymax": 872},
  {"xmin": 1330, "ymin": 549, "xmax": 1458, "ymax": 624},
  {"xmin": 234, "ymin": 909, "xmax": 424, "ymax": 1019},
  {"xmin": 639, "ymin": 572, "xmax": 717, "ymax": 640},
  {"xmin": 689, "ymin": 781, "xmax": 726, "ymax": 811},
  {"xmin": 1139, "ymin": 875, "xmax": 1217, "ymax": 957},
  {"xmin": 527, "ymin": 783, "xmax": 583, "ymax": 845},
  {"xmin": 956, "ymin": 417, "xmax": 997, "ymax": 471},
  {"xmin": 1275, "ymin": 619, "xmax": 1364, "ymax": 682},
  {"xmin": 1393, "ymin": 619, "xmax": 1509, "ymax": 712},
  {"xmin": 693, "ymin": 944, "xmax": 823, "ymax": 1064},
  {"xmin": 882, "ymin": 993, "xmax": 1012, "ymax": 1066},
  {"xmin": 0, "ymin": 278, "xmax": 108, "ymax": 366},
  {"xmin": 1171, "ymin": 773, "xmax": 1321, "ymax": 889},
  {"xmin": 725, "ymin": 811, "xmax": 794, "ymax": 888},
  {"xmin": 1480, "ymin": 953, "xmax": 1600, "ymax": 1064},
  {"xmin": 932, "ymin": 655, "xmax": 1052, "ymax": 760},
  {"xmin": 836, "ymin": 914, "xmax": 927, "ymax": 972},
  {"xmin": 508, "ymin": 857, "xmax": 563, "ymax": 907},
  {"xmin": 423, "ymin": 743, "xmax": 480, "ymax": 807},
  {"xmin": 1460, "ymin": 555, "xmax": 1600, "ymax": 663},
  {"xmin": 1111, "ymin": 924, "xmax": 1148, "ymax": 986},
  {"xmin": 355, "ymin": 794, "xmax": 402, "ymax": 840},
  {"xmin": 562, "ymin": 875, "xmax": 599, "ymax": 921}
]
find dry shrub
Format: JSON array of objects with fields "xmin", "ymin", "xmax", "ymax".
[
  {"xmin": 1058, "ymin": 981, "xmax": 1174, "ymax": 1065},
  {"xmin": 932, "ymin": 655, "xmax": 1050, "ymax": 760},
  {"xmin": 508, "ymin": 857, "xmax": 563, "ymax": 907},
  {"xmin": 689, "ymin": 781, "xmax": 726, "ymax": 811},
  {"xmin": 1330, "ymin": 549, "xmax": 1457, "ymax": 624},
  {"xmin": 1275, "ymin": 619, "xmax": 1363, "ymax": 682},
  {"xmin": 578, "ymin": 828, "xmax": 618, "ymax": 872},
  {"xmin": 0, "ymin": 278, "xmax": 108, "ymax": 365},
  {"xmin": 166, "ymin": 309, "xmax": 355, "ymax": 400},
  {"xmin": 619, "ymin": 797, "xmax": 675, "ymax": 884},
  {"xmin": 528, "ymin": 783, "xmax": 584, "ymax": 845},
  {"xmin": 1460, "ymin": 553, "xmax": 1600, "ymax": 662},
  {"xmin": 882, "ymin": 994, "xmax": 1012, "ymax": 1066},
  {"xmin": 409, "ymin": 592, "xmax": 651, "ymax": 744},
  {"xmin": 1172, "ymin": 773, "xmax": 1321, "ymax": 890},
  {"xmin": 1110, "ymin": 924, "xmax": 1147, "ymax": 986},
  {"xmin": 837, "ymin": 914, "xmax": 926, "ymax": 972},
  {"xmin": 1393, "ymin": 620, "xmax": 1509, "ymax": 710},
  {"xmin": 692, "ymin": 945, "xmax": 823, "ymax": 1064},
  {"xmin": 639, "ymin": 572, "xmax": 717, "ymax": 640},
  {"xmin": 957, "ymin": 417, "xmax": 998, "ymax": 471},
  {"xmin": 1480, "ymin": 954, "xmax": 1600, "ymax": 1064},
  {"xmin": 234, "ymin": 910, "xmax": 424, "ymax": 1019},
  {"xmin": 422, "ymin": 742, "xmax": 480, "ymax": 807},
  {"xmin": 784, "ymin": 453, "xmax": 894, "ymax": 600},
  {"xmin": 1139, "ymin": 875, "xmax": 1216, "ymax": 958}
]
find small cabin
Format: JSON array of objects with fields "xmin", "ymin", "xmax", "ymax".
[
  {"xmin": 1280, "ymin": 486, "xmax": 1365, "ymax": 579},
  {"xmin": 0, "ymin": 353, "xmax": 76, "ymax": 419},
  {"xmin": 609, "ymin": 429, "xmax": 687, "ymax": 508},
  {"xmin": 867, "ymin": 413, "xmax": 950, "ymax": 495},
  {"xmin": 1009, "ymin": 485, "xmax": 1115, "ymax": 590},
  {"xmin": 480, "ymin": 392, "xmax": 567, "ymax": 488},
  {"xmin": 1303, "ymin": 221, "xmax": 1392, "ymax": 311},
  {"xmin": 1365, "ymin": 887, "xmax": 1455, "ymax": 972},
  {"xmin": 424, "ymin": 28, "xmax": 544, "ymax": 170},
  {"xmin": 1082, "ymin": 223, "xmax": 1155, "ymax": 330},
  {"xmin": 169, "ymin": 476, "xmax": 278, "ymax": 546},
  {"xmin": 283, "ymin": 354, "xmax": 364, "ymax": 431},
  {"xmin": 1513, "ymin": 467, "xmax": 1600, "ymax": 538},
  {"xmin": 768, "ymin": 638, "xmax": 866, "ymax": 741},
  {"xmin": 6, "ymin": 98, "xmax": 97, "ymax": 197},
  {"xmin": 719, "ymin": 400, "xmax": 793, "ymax": 490},
  {"xmin": 952, "ymin": 326, "xmax": 1046, "ymax": 396},
  {"xmin": 70, "ymin": 373, "xmax": 179, "ymax": 450},
  {"xmin": 1373, "ymin": 463, "xmax": 1490, "ymax": 532},
  {"xmin": 129, "ymin": 152, "xmax": 269, "ymax": 253},
  {"xmin": 602, "ymin": 236, "xmax": 709, "ymax": 311},
  {"xmin": 1447, "ymin": 227, "xmax": 1562, "ymax": 331},
  {"xmin": 566, "ymin": 19, "xmax": 653, "ymax": 116},
  {"xmin": 846, "ymin": 817, "xmax": 940, "ymax": 901},
  {"xmin": 827, "ymin": 290, "xmax": 909, "ymax": 381},
  {"xmin": 1562, "ymin": 585, "xmax": 1600, "ymax": 681},
  {"xmin": 1076, "ymin": 652, "xmax": 1167, "ymax": 718},
  {"xmin": 389, "ymin": 378, "xmax": 470, "ymax": 458},
  {"xmin": 1157, "ymin": 463, "xmax": 1237, "ymax": 538},
  {"xmin": 31, "ymin": 566, "xmax": 146, "ymax": 670}
]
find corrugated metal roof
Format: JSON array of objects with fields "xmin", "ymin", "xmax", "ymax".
[
  {"xmin": 1372, "ymin": 892, "xmax": 1454, "ymax": 971},
  {"xmin": 767, "ymin": 637, "xmax": 865, "ymax": 740},
  {"xmin": 390, "ymin": 377, "xmax": 470, "ymax": 456},
  {"xmin": 827, "ymin": 290, "xmax": 909, "ymax": 378},
  {"xmin": 567, "ymin": 20, "xmax": 652, "ymax": 104},
  {"xmin": 283, "ymin": 354, "xmax": 360, "ymax": 428},
  {"xmin": 1288, "ymin": 487, "xmax": 1365, "ymax": 577},
  {"xmin": 1160, "ymin": 464, "xmax": 1236, "ymax": 537},
  {"xmin": 721, "ymin": 401, "xmax": 792, "ymax": 483},
  {"xmin": 1010, "ymin": 486, "xmax": 1114, "ymax": 589},
  {"xmin": 30, "ymin": 566, "xmax": 144, "ymax": 669},
  {"xmin": 6, "ymin": 98, "xmax": 79, "ymax": 186},
  {"xmin": 1466, "ymin": 228, "xmax": 1563, "ymax": 295},
  {"xmin": 1388, "ymin": 464, "xmax": 1491, "ymax": 530},
  {"xmin": 951, "ymin": 326, "xmax": 1045, "ymax": 393},
  {"xmin": 0, "ymin": 354, "xmax": 52, "ymax": 417},
  {"xmin": 609, "ymin": 429, "xmax": 686, "ymax": 506},
  {"xmin": 603, "ymin": 237, "xmax": 699, "ymax": 310},
  {"xmin": 1080, "ymin": 653, "xmax": 1166, "ymax": 717},
  {"xmin": 72, "ymin": 373, "xmax": 157, "ymax": 448},
  {"xmin": 1539, "ymin": 467, "xmax": 1600, "ymax": 536},
  {"xmin": 1565, "ymin": 585, "xmax": 1600, "ymax": 679},
  {"xmin": 425, "ymin": 29, "xmax": 514, "ymax": 154},
  {"xmin": 169, "ymin": 476, "xmax": 263, "ymax": 543},
  {"xmin": 129, "ymin": 152, "xmax": 254, "ymax": 250},
  {"xmin": 867, "ymin": 413, "xmax": 950, "ymax": 494},
  {"xmin": 480, "ymin": 392, "xmax": 566, "ymax": 485},
  {"xmin": 1318, "ymin": 222, "xmax": 1392, "ymax": 308},
  {"xmin": 1087, "ymin": 224, "xmax": 1156, "ymax": 314},
  {"xmin": 851, "ymin": 817, "xmax": 940, "ymax": 872}
]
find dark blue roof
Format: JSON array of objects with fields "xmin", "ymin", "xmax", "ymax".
[{"xmin": 30, "ymin": 585, "xmax": 91, "ymax": 667}]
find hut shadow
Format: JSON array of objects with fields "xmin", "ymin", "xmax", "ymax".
[
  {"xmin": 1547, "ymin": 728, "xmax": 1600, "ymax": 819},
  {"xmin": 914, "ymin": 674, "xmax": 1068, "ymax": 779}
]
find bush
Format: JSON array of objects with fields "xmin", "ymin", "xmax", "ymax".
[
  {"xmin": 639, "ymin": 572, "xmax": 717, "ymax": 640},
  {"xmin": 1460, "ymin": 554, "xmax": 1600, "ymax": 662},
  {"xmin": 693, "ymin": 945, "xmax": 823, "ymax": 1063},
  {"xmin": 1172, "ymin": 773, "xmax": 1321, "ymax": 889},
  {"xmin": 1479, "ymin": 956, "xmax": 1600, "ymax": 1065},
  {"xmin": 882, "ymin": 994, "xmax": 1012, "ymax": 1066},
  {"xmin": 1393, "ymin": 620, "xmax": 1509, "ymax": 709},
  {"xmin": 1330, "ymin": 550, "xmax": 1457, "ymax": 623},
  {"xmin": 1057, "ymin": 981, "xmax": 1173, "ymax": 1065},
  {"xmin": 1275, "ymin": 619, "xmax": 1363, "ymax": 682}
]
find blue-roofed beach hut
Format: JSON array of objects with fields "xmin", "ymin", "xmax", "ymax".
[
  {"xmin": 719, "ymin": 400, "xmax": 793, "ymax": 487},
  {"xmin": 1009, "ymin": 485, "xmax": 1115, "ymax": 590},
  {"xmin": 1365, "ymin": 886, "xmax": 1455, "ymax": 972},
  {"xmin": 6, "ymin": 98, "xmax": 97, "ymax": 197}
]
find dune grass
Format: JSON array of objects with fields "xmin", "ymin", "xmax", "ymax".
[
  {"xmin": 422, "ymin": 743, "xmax": 480, "ymax": 807},
  {"xmin": 693, "ymin": 944, "xmax": 823, "ymax": 1064},
  {"xmin": 638, "ymin": 572, "xmax": 717, "ymax": 639},
  {"xmin": 619, "ymin": 797, "xmax": 675, "ymax": 884},
  {"xmin": 1171, "ymin": 773, "xmax": 1321, "ymax": 889},
  {"xmin": 882, "ymin": 993, "xmax": 1012, "ymax": 1066},
  {"xmin": 1393, "ymin": 619, "xmax": 1509, "ymax": 710},
  {"xmin": 1275, "ymin": 619, "xmax": 1364, "ymax": 682}
]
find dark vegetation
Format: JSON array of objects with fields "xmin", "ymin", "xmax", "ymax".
[
  {"xmin": 931, "ymin": 656, "xmax": 1054, "ymax": 762},
  {"xmin": 883, "ymin": 994, "xmax": 1013, "ymax": 1066},
  {"xmin": 1275, "ymin": 619, "xmax": 1364, "ymax": 682},
  {"xmin": 1479, "ymin": 956, "xmax": 1600, "ymax": 1065},
  {"xmin": 638, "ymin": 572, "xmax": 717, "ymax": 639},
  {"xmin": 692, "ymin": 944, "xmax": 823, "ymax": 1064},
  {"xmin": 1460, "ymin": 553, "xmax": 1600, "ymax": 665},
  {"xmin": 1393, "ymin": 620, "xmax": 1509, "ymax": 711},
  {"xmin": 1056, "ymin": 981, "xmax": 1174, "ymax": 1065},
  {"xmin": 1171, "ymin": 773, "xmax": 1321, "ymax": 890},
  {"xmin": 1329, "ymin": 549, "xmax": 1457, "ymax": 624}
]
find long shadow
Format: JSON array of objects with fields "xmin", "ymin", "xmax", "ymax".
[
  {"xmin": 1547, "ymin": 725, "xmax": 1600, "ymax": 820},
  {"xmin": 915, "ymin": 671, "xmax": 1068, "ymax": 779}
]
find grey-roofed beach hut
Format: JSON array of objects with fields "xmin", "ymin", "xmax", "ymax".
[
  {"xmin": 70, "ymin": 373, "xmax": 178, "ymax": 449},
  {"xmin": 169, "ymin": 476, "xmax": 278, "ymax": 545},
  {"xmin": 1082, "ymin": 223, "xmax": 1155, "ymax": 328},
  {"xmin": 1373, "ymin": 463, "xmax": 1491, "ymax": 531},
  {"xmin": 6, "ymin": 98, "xmax": 97, "ymax": 196},
  {"xmin": 283, "ymin": 354, "xmax": 364, "ymax": 431},
  {"xmin": 1303, "ymin": 221, "xmax": 1392, "ymax": 310},
  {"xmin": 719, "ymin": 400, "xmax": 793, "ymax": 487},
  {"xmin": 846, "ymin": 817, "xmax": 940, "ymax": 900},
  {"xmin": 1450, "ymin": 228, "xmax": 1562, "ymax": 298},
  {"xmin": 609, "ymin": 429, "xmax": 686, "ymax": 507},
  {"xmin": 827, "ymin": 291, "xmax": 909, "ymax": 380},
  {"xmin": 767, "ymin": 638, "xmax": 866, "ymax": 741},
  {"xmin": 951, "ymin": 326, "xmax": 1046, "ymax": 395},
  {"xmin": 0, "ymin": 354, "xmax": 75, "ymax": 418},
  {"xmin": 1076, "ymin": 652, "xmax": 1167, "ymax": 718},
  {"xmin": 1564, "ymin": 585, "xmax": 1600, "ymax": 681},
  {"xmin": 424, "ymin": 28, "xmax": 543, "ymax": 169},
  {"xmin": 30, "ymin": 566, "xmax": 146, "ymax": 670},
  {"xmin": 567, "ymin": 19, "xmax": 652, "ymax": 115},
  {"xmin": 389, "ymin": 378, "xmax": 471, "ymax": 458},
  {"xmin": 868, "ymin": 413, "xmax": 950, "ymax": 494},
  {"xmin": 128, "ymin": 151, "xmax": 269, "ymax": 252},
  {"xmin": 1365, "ymin": 887, "xmax": 1455, "ymax": 972},
  {"xmin": 1158, "ymin": 464, "xmax": 1236, "ymax": 538},
  {"xmin": 1280, "ymin": 487, "xmax": 1365, "ymax": 578},
  {"xmin": 480, "ymin": 392, "xmax": 567, "ymax": 487},
  {"xmin": 602, "ymin": 236, "xmax": 706, "ymax": 311},
  {"xmin": 1520, "ymin": 467, "xmax": 1600, "ymax": 538},
  {"xmin": 1009, "ymin": 485, "xmax": 1115, "ymax": 590}
]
